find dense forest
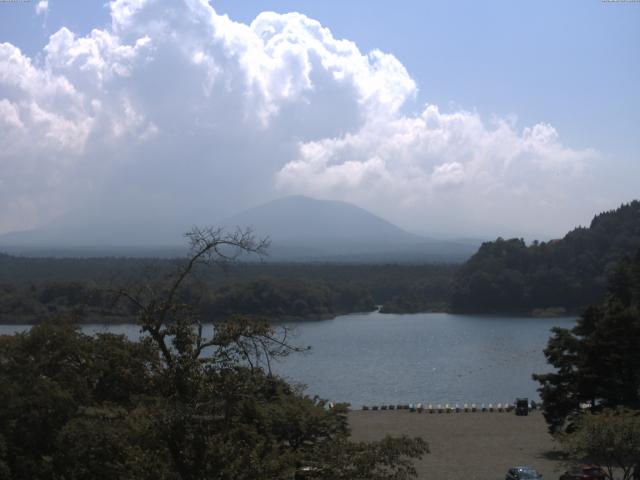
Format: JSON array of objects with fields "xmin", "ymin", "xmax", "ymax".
[
  {"xmin": 0, "ymin": 255, "xmax": 455, "ymax": 324},
  {"xmin": 451, "ymin": 201, "xmax": 640, "ymax": 314}
]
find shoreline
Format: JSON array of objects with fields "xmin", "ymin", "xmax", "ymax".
[{"xmin": 0, "ymin": 309, "xmax": 579, "ymax": 326}]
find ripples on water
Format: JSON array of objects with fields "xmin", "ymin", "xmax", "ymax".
[{"xmin": 0, "ymin": 312, "xmax": 576, "ymax": 407}]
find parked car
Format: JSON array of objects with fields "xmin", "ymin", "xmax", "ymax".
[
  {"xmin": 505, "ymin": 466, "xmax": 543, "ymax": 479},
  {"xmin": 559, "ymin": 465, "xmax": 606, "ymax": 480},
  {"xmin": 515, "ymin": 397, "xmax": 529, "ymax": 416}
]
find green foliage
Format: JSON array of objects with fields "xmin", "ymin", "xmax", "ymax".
[
  {"xmin": 0, "ymin": 320, "xmax": 159, "ymax": 479},
  {"xmin": 379, "ymin": 276, "xmax": 451, "ymax": 313},
  {"xmin": 452, "ymin": 201, "xmax": 640, "ymax": 312},
  {"xmin": 312, "ymin": 435, "xmax": 429, "ymax": 480},
  {"xmin": 53, "ymin": 408, "xmax": 166, "ymax": 480},
  {"xmin": 202, "ymin": 276, "xmax": 375, "ymax": 320},
  {"xmin": 533, "ymin": 250, "xmax": 640, "ymax": 434},
  {"xmin": 559, "ymin": 408, "xmax": 640, "ymax": 480},
  {"xmin": 0, "ymin": 434, "xmax": 11, "ymax": 480}
]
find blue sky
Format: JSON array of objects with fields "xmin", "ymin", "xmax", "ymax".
[
  {"xmin": 0, "ymin": 0, "xmax": 638, "ymax": 239},
  {"xmin": 3, "ymin": 0, "xmax": 638, "ymax": 160},
  {"xmin": 217, "ymin": 1, "xmax": 640, "ymax": 157}
]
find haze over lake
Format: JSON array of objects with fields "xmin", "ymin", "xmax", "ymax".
[{"xmin": 0, "ymin": 312, "xmax": 575, "ymax": 407}]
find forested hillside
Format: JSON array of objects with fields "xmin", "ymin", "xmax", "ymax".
[{"xmin": 451, "ymin": 201, "xmax": 640, "ymax": 313}]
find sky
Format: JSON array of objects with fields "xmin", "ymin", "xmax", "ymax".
[{"xmin": 0, "ymin": 0, "xmax": 638, "ymax": 240}]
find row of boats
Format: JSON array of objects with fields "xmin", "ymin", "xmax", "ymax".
[{"xmin": 361, "ymin": 401, "xmax": 538, "ymax": 413}]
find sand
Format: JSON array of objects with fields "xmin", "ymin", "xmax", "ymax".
[{"xmin": 349, "ymin": 409, "xmax": 566, "ymax": 480}]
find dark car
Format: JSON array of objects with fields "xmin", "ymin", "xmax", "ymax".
[
  {"xmin": 505, "ymin": 466, "xmax": 543, "ymax": 480},
  {"xmin": 559, "ymin": 465, "xmax": 606, "ymax": 480},
  {"xmin": 515, "ymin": 397, "xmax": 529, "ymax": 416}
]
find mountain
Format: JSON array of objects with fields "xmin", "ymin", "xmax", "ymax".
[
  {"xmin": 223, "ymin": 195, "xmax": 417, "ymax": 243},
  {"xmin": 221, "ymin": 195, "xmax": 478, "ymax": 262},
  {"xmin": 0, "ymin": 195, "xmax": 479, "ymax": 262},
  {"xmin": 450, "ymin": 200, "xmax": 640, "ymax": 313},
  {"xmin": 0, "ymin": 215, "xmax": 190, "ymax": 257}
]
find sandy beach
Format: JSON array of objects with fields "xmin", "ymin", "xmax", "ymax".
[{"xmin": 349, "ymin": 409, "xmax": 565, "ymax": 480}]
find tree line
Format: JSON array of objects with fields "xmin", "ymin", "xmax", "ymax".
[{"xmin": 0, "ymin": 255, "xmax": 456, "ymax": 323}]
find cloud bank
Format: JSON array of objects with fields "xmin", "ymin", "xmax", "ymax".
[
  {"xmin": 277, "ymin": 106, "xmax": 599, "ymax": 235},
  {"xmin": 0, "ymin": 0, "xmax": 601, "ymax": 239}
]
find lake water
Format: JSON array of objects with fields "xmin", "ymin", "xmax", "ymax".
[{"xmin": 0, "ymin": 312, "xmax": 576, "ymax": 408}]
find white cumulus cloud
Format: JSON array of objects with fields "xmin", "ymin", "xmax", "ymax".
[
  {"xmin": 276, "ymin": 105, "xmax": 599, "ymax": 235},
  {"xmin": 0, "ymin": 0, "xmax": 604, "ymax": 239}
]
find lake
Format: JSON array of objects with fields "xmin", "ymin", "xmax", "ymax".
[{"xmin": 0, "ymin": 311, "xmax": 575, "ymax": 408}]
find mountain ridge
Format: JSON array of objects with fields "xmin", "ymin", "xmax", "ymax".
[{"xmin": 222, "ymin": 195, "xmax": 421, "ymax": 243}]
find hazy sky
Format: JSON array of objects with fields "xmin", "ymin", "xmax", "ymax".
[{"xmin": 0, "ymin": 0, "xmax": 638, "ymax": 239}]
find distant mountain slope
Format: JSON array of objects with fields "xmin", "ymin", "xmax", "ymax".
[
  {"xmin": 450, "ymin": 200, "xmax": 640, "ymax": 313},
  {"xmin": 223, "ymin": 195, "xmax": 418, "ymax": 243},
  {"xmin": 0, "ymin": 215, "xmax": 190, "ymax": 250},
  {"xmin": 222, "ymin": 195, "xmax": 478, "ymax": 262}
]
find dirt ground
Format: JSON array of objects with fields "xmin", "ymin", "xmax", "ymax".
[{"xmin": 349, "ymin": 409, "xmax": 566, "ymax": 480}]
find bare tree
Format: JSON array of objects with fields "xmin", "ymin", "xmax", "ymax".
[{"xmin": 112, "ymin": 226, "xmax": 304, "ymax": 375}]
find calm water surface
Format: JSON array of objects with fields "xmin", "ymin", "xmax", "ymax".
[{"xmin": 0, "ymin": 312, "xmax": 575, "ymax": 407}]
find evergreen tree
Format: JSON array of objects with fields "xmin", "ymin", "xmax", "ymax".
[{"xmin": 533, "ymin": 249, "xmax": 640, "ymax": 433}]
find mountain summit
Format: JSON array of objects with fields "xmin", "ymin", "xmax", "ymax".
[
  {"xmin": 223, "ymin": 195, "xmax": 418, "ymax": 243},
  {"xmin": 221, "ymin": 196, "xmax": 477, "ymax": 262}
]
